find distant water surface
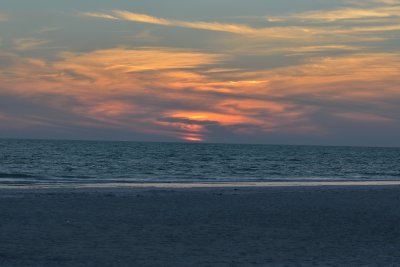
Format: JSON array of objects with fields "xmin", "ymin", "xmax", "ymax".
[{"xmin": 0, "ymin": 139, "xmax": 400, "ymax": 186}]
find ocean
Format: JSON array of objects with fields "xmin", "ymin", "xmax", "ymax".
[{"xmin": 0, "ymin": 139, "xmax": 400, "ymax": 186}]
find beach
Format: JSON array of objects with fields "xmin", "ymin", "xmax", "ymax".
[{"xmin": 1, "ymin": 184, "xmax": 400, "ymax": 266}]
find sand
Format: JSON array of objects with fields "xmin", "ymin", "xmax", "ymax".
[{"xmin": 1, "ymin": 184, "xmax": 400, "ymax": 266}]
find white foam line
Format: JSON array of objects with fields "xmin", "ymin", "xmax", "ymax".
[
  {"xmin": 2, "ymin": 181, "xmax": 400, "ymax": 189},
  {"xmin": 79, "ymin": 181, "xmax": 400, "ymax": 188}
]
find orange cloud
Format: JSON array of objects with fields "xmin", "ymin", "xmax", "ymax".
[
  {"xmin": 284, "ymin": 45, "xmax": 362, "ymax": 54},
  {"xmin": 84, "ymin": 10, "xmax": 258, "ymax": 34},
  {"xmin": 267, "ymin": 53, "xmax": 400, "ymax": 89},
  {"xmin": 168, "ymin": 112, "xmax": 255, "ymax": 125},
  {"xmin": 2, "ymin": 48, "xmax": 400, "ymax": 142},
  {"xmin": 276, "ymin": 6, "xmax": 400, "ymax": 21},
  {"xmin": 83, "ymin": 8, "xmax": 400, "ymax": 44},
  {"xmin": 182, "ymin": 136, "xmax": 204, "ymax": 142},
  {"xmin": 57, "ymin": 48, "xmax": 224, "ymax": 75},
  {"xmin": 83, "ymin": 10, "xmax": 322, "ymax": 39}
]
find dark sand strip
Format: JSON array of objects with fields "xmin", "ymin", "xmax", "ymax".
[{"xmin": 1, "ymin": 185, "xmax": 400, "ymax": 266}]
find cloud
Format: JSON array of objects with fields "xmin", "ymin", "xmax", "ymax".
[
  {"xmin": 83, "ymin": 10, "xmax": 325, "ymax": 40},
  {"xmin": 81, "ymin": 8, "xmax": 400, "ymax": 49},
  {"xmin": 259, "ymin": 4, "xmax": 400, "ymax": 39},
  {"xmin": 338, "ymin": 23, "xmax": 400, "ymax": 33},
  {"xmin": 81, "ymin": 12, "xmax": 119, "ymax": 20},
  {"xmin": 0, "ymin": 49, "xmax": 228, "ymax": 140},
  {"xmin": 278, "ymin": 6, "xmax": 400, "ymax": 21},
  {"xmin": 361, "ymin": 0, "xmax": 400, "ymax": 5},
  {"xmin": 280, "ymin": 45, "xmax": 363, "ymax": 54},
  {"xmin": 84, "ymin": 10, "xmax": 258, "ymax": 34},
  {"xmin": 1, "ymin": 47, "xmax": 400, "ymax": 143},
  {"xmin": 0, "ymin": 48, "xmax": 311, "ymax": 141},
  {"xmin": 57, "ymin": 48, "xmax": 225, "ymax": 75},
  {"xmin": 49, "ymin": 48, "xmax": 227, "ymax": 98},
  {"xmin": 2, "ymin": 2, "xmax": 400, "ymax": 144},
  {"xmin": 13, "ymin": 38, "xmax": 48, "ymax": 51}
]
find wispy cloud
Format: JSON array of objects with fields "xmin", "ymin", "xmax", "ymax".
[
  {"xmin": 13, "ymin": 38, "xmax": 48, "ymax": 51},
  {"xmin": 356, "ymin": 0, "xmax": 400, "ymax": 5},
  {"xmin": 272, "ymin": 6, "xmax": 400, "ymax": 21},
  {"xmin": 84, "ymin": 10, "xmax": 329, "ymax": 40},
  {"xmin": 338, "ymin": 23, "xmax": 400, "ymax": 33},
  {"xmin": 82, "ymin": 8, "xmax": 400, "ymax": 45},
  {"xmin": 281, "ymin": 45, "xmax": 362, "ymax": 54},
  {"xmin": 56, "ymin": 48, "xmax": 226, "ymax": 79},
  {"xmin": 84, "ymin": 10, "xmax": 258, "ymax": 34},
  {"xmin": 81, "ymin": 12, "xmax": 119, "ymax": 20}
]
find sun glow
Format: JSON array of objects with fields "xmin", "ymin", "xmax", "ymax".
[
  {"xmin": 182, "ymin": 135, "xmax": 204, "ymax": 142},
  {"xmin": 2, "ymin": 0, "xmax": 400, "ymax": 145}
]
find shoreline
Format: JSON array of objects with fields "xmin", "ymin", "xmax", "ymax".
[{"xmin": 1, "ymin": 180, "xmax": 400, "ymax": 191}]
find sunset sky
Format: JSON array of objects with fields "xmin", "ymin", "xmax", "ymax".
[{"xmin": 1, "ymin": 0, "xmax": 400, "ymax": 146}]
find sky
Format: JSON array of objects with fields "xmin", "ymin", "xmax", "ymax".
[{"xmin": 0, "ymin": 0, "xmax": 400, "ymax": 146}]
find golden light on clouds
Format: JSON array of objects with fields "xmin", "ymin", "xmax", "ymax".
[
  {"xmin": 182, "ymin": 135, "xmax": 204, "ymax": 142},
  {"xmin": 276, "ymin": 6, "xmax": 400, "ymax": 21},
  {"xmin": 2, "ymin": 46, "xmax": 400, "ymax": 141},
  {"xmin": 84, "ymin": 10, "xmax": 258, "ymax": 34},
  {"xmin": 82, "ymin": 10, "xmax": 323, "ymax": 39},
  {"xmin": 168, "ymin": 112, "xmax": 256, "ymax": 125},
  {"xmin": 2, "ymin": 0, "xmax": 400, "ymax": 144},
  {"xmin": 56, "ymin": 48, "xmax": 225, "ymax": 78},
  {"xmin": 83, "ymin": 7, "xmax": 400, "ymax": 42}
]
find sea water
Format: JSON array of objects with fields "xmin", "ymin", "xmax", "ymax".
[{"xmin": 0, "ymin": 139, "xmax": 400, "ymax": 186}]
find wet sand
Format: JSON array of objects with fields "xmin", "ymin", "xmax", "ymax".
[{"xmin": 1, "ymin": 185, "xmax": 400, "ymax": 266}]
